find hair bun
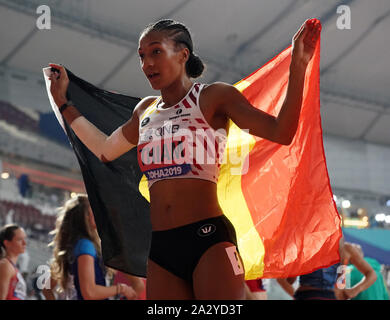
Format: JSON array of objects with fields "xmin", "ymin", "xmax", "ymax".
[{"xmin": 186, "ymin": 53, "xmax": 204, "ymax": 79}]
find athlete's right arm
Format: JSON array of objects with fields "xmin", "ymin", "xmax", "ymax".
[
  {"xmin": 48, "ymin": 63, "xmax": 153, "ymax": 162},
  {"xmin": 62, "ymin": 97, "xmax": 152, "ymax": 162}
]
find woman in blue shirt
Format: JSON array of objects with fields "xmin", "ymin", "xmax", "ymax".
[{"xmin": 46, "ymin": 194, "xmax": 136, "ymax": 300}]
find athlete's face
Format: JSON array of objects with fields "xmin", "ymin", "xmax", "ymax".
[
  {"xmin": 4, "ymin": 228, "xmax": 27, "ymax": 255},
  {"xmin": 138, "ymin": 31, "xmax": 188, "ymax": 90}
]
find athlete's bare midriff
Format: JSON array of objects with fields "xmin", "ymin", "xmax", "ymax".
[{"xmin": 149, "ymin": 178, "xmax": 223, "ymax": 230}]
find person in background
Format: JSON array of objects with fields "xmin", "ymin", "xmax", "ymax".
[
  {"xmin": 347, "ymin": 244, "xmax": 389, "ymax": 300},
  {"xmin": 277, "ymin": 238, "xmax": 377, "ymax": 300},
  {"xmin": 0, "ymin": 224, "xmax": 28, "ymax": 300},
  {"xmin": 42, "ymin": 194, "xmax": 136, "ymax": 300}
]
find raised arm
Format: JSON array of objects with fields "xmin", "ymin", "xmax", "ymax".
[
  {"xmin": 207, "ymin": 19, "xmax": 321, "ymax": 145},
  {"xmin": 47, "ymin": 63, "xmax": 154, "ymax": 162}
]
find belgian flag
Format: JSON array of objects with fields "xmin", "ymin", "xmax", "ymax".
[{"xmin": 44, "ymin": 38, "xmax": 342, "ymax": 279}]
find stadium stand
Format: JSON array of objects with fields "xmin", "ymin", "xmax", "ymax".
[{"xmin": 0, "ymin": 100, "xmax": 39, "ymax": 133}]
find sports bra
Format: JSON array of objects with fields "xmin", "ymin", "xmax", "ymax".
[{"xmin": 137, "ymin": 83, "xmax": 227, "ymax": 188}]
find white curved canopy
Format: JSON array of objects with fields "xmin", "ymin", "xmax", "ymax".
[{"xmin": 0, "ymin": 0, "xmax": 389, "ymax": 146}]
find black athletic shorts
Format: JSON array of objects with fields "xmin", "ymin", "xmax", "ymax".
[{"xmin": 149, "ymin": 214, "xmax": 238, "ymax": 282}]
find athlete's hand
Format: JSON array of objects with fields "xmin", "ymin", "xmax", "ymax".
[
  {"xmin": 47, "ymin": 63, "xmax": 69, "ymax": 107},
  {"xmin": 291, "ymin": 19, "xmax": 322, "ymax": 68}
]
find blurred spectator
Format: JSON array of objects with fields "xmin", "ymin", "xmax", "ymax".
[
  {"xmin": 348, "ymin": 245, "xmax": 389, "ymax": 300},
  {"xmin": 334, "ymin": 240, "xmax": 377, "ymax": 300},
  {"xmin": 277, "ymin": 238, "xmax": 377, "ymax": 300},
  {"xmin": 18, "ymin": 174, "xmax": 31, "ymax": 198},
  {"xmin": 43, "ymin": 194, "xmax": 136, "ymax": 300},
  {"xmin": 0, "ymin": 224, "xmax": 28, "ymax": 300}
]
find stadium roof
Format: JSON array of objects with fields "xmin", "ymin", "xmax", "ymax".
[{"xmin": 0, "ymin": 0, "xmax": 389, "ymax": 146}]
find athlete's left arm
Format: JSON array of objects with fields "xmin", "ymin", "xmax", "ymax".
[{"xmin": 214, "ymin": 19, "xmax": 321, "ymax": 145}]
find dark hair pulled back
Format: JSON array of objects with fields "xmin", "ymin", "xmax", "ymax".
[
  {"xmin": 0, "ymin": 224, "xmax": 20, "ymax": 256},
  {"xmin": 141, "ymin": 19, "xmax": 205, "ymax": 78}
]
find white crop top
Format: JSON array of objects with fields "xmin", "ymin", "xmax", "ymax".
[{"xmin": 137, "ymin": 83, "xmax": 227, "ymax": 188}]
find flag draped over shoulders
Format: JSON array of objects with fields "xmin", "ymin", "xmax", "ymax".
[{"xmin": 44, "ymin": 38, "xmax": 342, "ymax": 279}]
